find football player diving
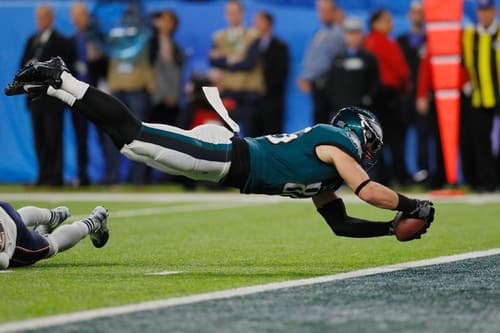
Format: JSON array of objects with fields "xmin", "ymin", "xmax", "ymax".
[
  {"xmin": 0, "ymin": 202, "xmax": 109, "ymax": 270},
  {"xmin": 5, "ymin": 57, "xmax": 434, "ymax": 241}
]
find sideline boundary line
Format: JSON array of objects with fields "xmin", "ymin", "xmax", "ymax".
[
  {"xmin": 2, "ymin": 192, "xmax": 500, "ymax": 204},
  {"xmin": 1, "ymin": 248, "xmax": 499, "ymax": 332}
]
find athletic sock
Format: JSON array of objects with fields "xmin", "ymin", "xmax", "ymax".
[
  {"xmin": 60, "ymin": 71, "xmax": 89, "ymax": 99},
  {"xmin": 48, "ymin": 207, "xmax": 70, "ymax": 229},
  {"xmin": 47, "ymin": 86, "xmax": 76, "ymax": 106},
  {"xmin": 80, "ymin": 216, "xmax": 100, "ymax": 233}
]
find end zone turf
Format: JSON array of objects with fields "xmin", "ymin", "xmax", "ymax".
[{"xmin": 1, "ymin": 193, "xmax": 499, "ymax": 329}]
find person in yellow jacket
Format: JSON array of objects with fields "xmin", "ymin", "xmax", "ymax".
[{"xmin": 462, "ymin": 0, "xmax": 500, "ymax": 192}]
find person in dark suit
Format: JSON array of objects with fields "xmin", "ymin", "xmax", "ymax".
[
  {"xmin": 325, "ymin": 18, "xmax": 380, "ymax": 113},
  {"xmin": 297, "ymin": 0, "xmax": 346, "ymax": 124},
  {"xmin": 20, "ymin": 5, "xmax": 72, "ymax": 186},
  {"xmin": 68, "ymin": 2, "xmax": 109, "ymax": 186},
  {"xmin": 253, "ymin": 11, "xmax": 289, "ymax": 135},
  {"xmin": 68, "ymin": 2, "xmax": 90, "ymax": 186},
  {"xmin": 397, "ymin": 1, "xmax": 428, "ymax": 183}
]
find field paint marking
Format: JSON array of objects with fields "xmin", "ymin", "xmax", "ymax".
[
  {"xmin": 67, "ymin": 201, "xmax": 277, "ymax": 222},
  {"xmin": 1, "ymin": 248, "xmax": 499, "ymax": 333},
  {"xmin": 1, "ymin": 191, "xmax": 500, "ymax": 204},
  {"xmin": 145, "ymin": 271, "xmax": 182, "ymax": 276},
  {"xmin": 0, "ymin": 270, "xmax": 12, "ymax": 274}
]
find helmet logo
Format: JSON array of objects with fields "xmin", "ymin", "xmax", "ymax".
[
  {"xmin": 345, "ymin": 129, "xmax": 363, "ymax": 158},
  {"xmin": 358, "ymin": 113, "xmax": 383, "ymax": 170}
]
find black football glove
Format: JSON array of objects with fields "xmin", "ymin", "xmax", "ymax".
[
  {"xmin": 403, "ymin": 199, "xmax": 435, "ymax": 223},
  {"xmin": 394, "ymin": 200, "xmax": 435, "ymax": 241}
]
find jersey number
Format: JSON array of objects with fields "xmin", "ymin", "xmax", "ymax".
[
  {"xmin": 282, "ymin": 182, "xmax": 322, "ymax": 198},
  {"xmin": 265, "ymin": 127, "xmax": 312, "ymax": 145},
  {"xmin": 266, "ymin": 133, "xmax": 298, "ymax": 144}
]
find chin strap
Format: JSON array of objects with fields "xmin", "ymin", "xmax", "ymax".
[{"xmin": 202, "ymin": 86, "xmax": 240, "ymax": 134}]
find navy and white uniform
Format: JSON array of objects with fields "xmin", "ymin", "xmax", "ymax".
[{"xmin": 0, "ymin": 201, "xmax": 50, "ymax": 267}]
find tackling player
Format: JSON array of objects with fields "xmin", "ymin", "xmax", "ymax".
[
  {"xmin": 5, "ymin": 57, "xmax": 434, "ymax": 241},
  {"xmin": 0, "ymin": 202, "xmax": 109, "ymax": 270}
]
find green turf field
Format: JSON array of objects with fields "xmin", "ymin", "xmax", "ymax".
[{"xmin": 1, "ymin": 194, "xmax": 499, "ymax": 330}]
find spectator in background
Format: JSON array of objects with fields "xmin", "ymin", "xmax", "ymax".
[
  {"xmin": 149, "ymin": 10, "xmax": 183, "ymax": 126},
  {"xmin": 397, "ymin": 1, "xmax": 428, "ymax": 183},
  {"xmin": 20, "ymin": 5, "xmax": 71, "ymax": 186},
  {"xmin": 415, "ymin": 51, "xmax": 446, "ymax": 189},
  {"xmin": 253, "ymin": 11, "xmax": 289, "ymax": 135},
  {"xmin": 461, "ymin": 0, "xmax": 499, "ymax": 192},
  {"xmin": 298, "ymin": 0, "xmax": 346, "ymax": 124},
  {"xmin": 334, "ymin": 8, "xmax": 345, "ymax": 27},
  {"xmin": 69, "ymin": 2, "xmax": 101, "ymax": 186},
  {"xmin": 105, "ymin": 5, "xmax": 154, "ymax": 185},
  {"xmin": 325, "ymin": 17, "xmax": 380, "ymax": 113},
  {"xmin": 70, "ymin": 2, "xmax": 109, "ymax": 186},
  {"xmin": 365, "ymin": 9, "xmax": 411, "ymax": 186},
  {"xmin": 209, "ymin": 0, "xmax": 264, "ymax": 136}
]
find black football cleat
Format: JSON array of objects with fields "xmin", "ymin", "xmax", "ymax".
[
  {"xmin": 4, "ymin": 80, "xmax": 49, "ymax": 96},
  {"xmin": 4, "ymin": 81, "xmax": 28, "ymax": 96},
  {"xmin": 14, "ymin": 56, "xmax": 69, "ymax": 87}
]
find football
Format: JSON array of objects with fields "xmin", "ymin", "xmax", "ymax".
[{"xmin": 394, "ymin": 217, "xmax": 428, "ymax": 242}]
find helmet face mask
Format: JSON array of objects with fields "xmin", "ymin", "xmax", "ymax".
[{"xmin": 330, "ymin": 107, "xmax": 383, "ymax": 171}]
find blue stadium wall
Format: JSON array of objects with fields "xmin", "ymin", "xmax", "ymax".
[{"xmin": 0, "ymin": 0, "xmax": 483, "ymax": 183}]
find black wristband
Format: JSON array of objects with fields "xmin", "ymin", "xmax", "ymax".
[
  {"xmin": 354, "ymin": 179, "xmax": 371, "ymax": 196},
  {"xmin": 395, "ymin": 193, "xmax": 418, "ymax": 213}
]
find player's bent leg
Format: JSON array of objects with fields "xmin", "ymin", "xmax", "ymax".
[
  {"xmin": 8, "ymin": 62, "xmax": 235, "ymax": 183},
  {"xmin": 45, "ymin": 224, "xmax": 86, "ymax": 255},
  {"xmin": 17, "ymin": 206, "xmax": 70, "ymax": 235},
  {"xmin": 50, "ymin": 82, "xmax": 233, "ymax": 182},
  {"xmin": 7, "ymin": 58, "xmax": 141, "ymax": 148},
  {"xmin": 48, "ymin": 206, "xmax": 109, "ymax": 253},
  {"xmin": 121, "ymin": 123, "xmax": 234, "ymax": 182},
  {"xmin": 50, "ymin": 86, "xmax": 142, "ymax": 148},
  {"xmin": 17, "ymin": 206, "xmax": 52, "ymax": 227}
]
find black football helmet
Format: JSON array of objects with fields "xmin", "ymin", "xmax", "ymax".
[{"xmin": 330, "ymin": 107, "xmax": 383, "ymax": 170}]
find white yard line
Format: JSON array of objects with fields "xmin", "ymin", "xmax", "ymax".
[
  {"xmin": 145, "ymin": 271, "xmax": 182, "ymax": 276},
  {"xmin": 1, "ymin": 191, "xmax": 500, "ymax": 204},
  {"xmin": 0, "ymin": 270, "xmax": 13, "ymax": 274},
  {"xmin": 1, "ymin": 248, "xmax": 499, "ymax": 333},
  {"xmin": 68, "ymin": 201, "xmax": 278, "ymax": 222}
]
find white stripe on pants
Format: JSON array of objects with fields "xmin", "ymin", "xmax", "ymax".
[{"xmin": 120, "ymin": 123, "xmax": 234, "ymax": 182}]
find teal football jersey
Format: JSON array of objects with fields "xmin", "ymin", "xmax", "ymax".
[{"xmin": 241, "ymin": 124, "xmax": 363, "ymax": 198}]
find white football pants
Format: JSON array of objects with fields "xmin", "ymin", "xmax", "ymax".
[{"xmin": 121, "ymin": 123, "xmax": 234, "ymax": 183}]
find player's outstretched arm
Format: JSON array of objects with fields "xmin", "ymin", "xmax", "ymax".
[
  {"xmin": 316, "ymin": 145, "xmax": 434, "ymax": 223},
  {"xmin": 312, "ymin": 192, "xmax": 396, "ymax": 237}
]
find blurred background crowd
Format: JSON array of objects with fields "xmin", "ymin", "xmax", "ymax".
[{"xmin": 0, "ymin": 0, "xmax": 499, "ymax": 192}]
